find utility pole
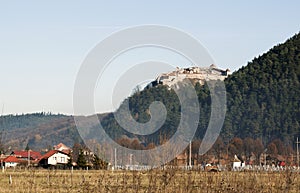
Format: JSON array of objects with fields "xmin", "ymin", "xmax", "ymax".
[
  {"xmin": 189, "ymin": 141, "xmax": 192, "ymax": 168},
  {"xmin": 28, "ymin": 150, "xmax": 30, "ymax": 167},
  {"xmin": 296, "ymin": 137, "xmax": 299, "ymax": 167},
  {"xmin": 264, "ymin": 149, "xmax": 267, "ymax": 167},
  {"xmin": 1, "ymin": 103, "xmax": 4, "ymax": 115},
  {"xmin": 129, "ymin": 154, "xmax": 133, "ymax": 166}
]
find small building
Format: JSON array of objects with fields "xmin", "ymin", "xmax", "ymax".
[
  {"xmin": 175, "ymin": 153, "xmax": 188, "ymax": 166},
  {"xmin": 147, "ymin": 65, "xmax": 230, "ymax": 88},
  {"xmin": 11, "ymin": 150, "xmax": 42, "ymax": 161},
  {"xmin": 232, "ymin": 154, "xmax": 245, "ymax": 170},
  {"xmin": 53, "ymin": 143, "xmax": 71, "ymax": 155},
  {"xmin": 2, "ymin": 156, "xmax": 20, "ymax": 168},
  {"xmin": 39, "ymin": 150, "xmax": 70, "ymax": 167},
  {"xmin": 173, "ymin": 152, "xmax": 198, "ymax": 167}
]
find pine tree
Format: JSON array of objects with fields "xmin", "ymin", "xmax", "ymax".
[
  {"xmin": 25, "ymin": 143, "xmax": 30, "ymax": 151},
  {"xmin": 77, "ymin": 150, "xmax": 86, "ymax": 169},
  {"xmin": 92, "ymin": 154, "xmax": 108, "ymax": 170},
  {"xmin": 67, "ymin": 155, "xmax": 73, "ymax": 168}
]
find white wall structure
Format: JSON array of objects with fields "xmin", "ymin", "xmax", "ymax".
[
  {"xmin": 147, "ymin": 65, "xmax": 230, "ymax": 88},
  {"xmin": 40, "ymin": 150, "xmax": 70, "ymax": 166},
  {"xmin": 2, "ymin": 156, "xmax": 20, "ymax": 168},
  {"xmin": 233, "ymin": 161, "xmax": 242, "ymax": 168},
  {"xmin": 47, "ymin": 152, "xmax": 69, "ymax": 165},
  {"xmin": 4, "ymin": 162, "xmax": 18, "ymax": 168},
  {"xmin": 232, "ymin": 154, "xmax": 245, "ymax": 171}
]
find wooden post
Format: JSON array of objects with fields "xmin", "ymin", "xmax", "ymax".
[
  {"xmin": 47, "ymin": 173, "xmax": 50, "ymax": 185},
  {"xmin": 114, "ymin": 148, "xmax": 117, "ymax": 169},
  {"xmin": 9, "ymin": 175, "xmax": 12, "ymax": 184},
  {"xmin": 70, "ymin": 166, "xmax": 73, "ymax": 185}
]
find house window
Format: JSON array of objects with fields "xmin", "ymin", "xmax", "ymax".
[
  {"xmin": 61, "ymin": 157, "xmax": 65, "ymax": 162},
  {"xmin": 53, "ymin": 157, "xmax": 57, "ymax": 160}
]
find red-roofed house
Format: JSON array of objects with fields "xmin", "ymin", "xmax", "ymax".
[
  {"xmin": 54, "ymin": 143, "xmax": 71, "ymax": 155},
  {"xmin": 11, "ymin": 150, "xmax": 42, "ymax": 161},
  {"xmin": 39, "ymin": 150, "xmax": 70, "ymax": 167},
  {"xmin": 3, "ymin": 156, "xmax": 20, "ymax": 168}
]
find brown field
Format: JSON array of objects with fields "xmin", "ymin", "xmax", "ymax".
[{"xmin": 0, "ymin": 169, "xmax": 299, "ymax": 193}]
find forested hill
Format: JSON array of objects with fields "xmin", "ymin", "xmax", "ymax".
[
  {"xmin": 0, "ymin": 113, "xmax": 81, "ymax": 151},
  {"xmin": 0, "ymin": 32, "xmax": 300, "ymax": 151},
  {"xmin": 223, "ymin": 33, "xmax": 300, "ymax": 144}
]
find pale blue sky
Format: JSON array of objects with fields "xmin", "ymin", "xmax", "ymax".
[{"xmin": 0, "ymin": 1, "xmax": 299, "ymax": 115}]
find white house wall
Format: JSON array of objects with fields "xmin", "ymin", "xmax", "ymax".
[
  {"xmin": 5, "ymin": 162, "xmax": 18, "ymax": 168},
  {"xmin": 47, "ymin": 152, "xmax": 69, "ymax": 165},
  {"xmin": 233, "ymin": 161, "xmax": 242, "ymax": 168}
]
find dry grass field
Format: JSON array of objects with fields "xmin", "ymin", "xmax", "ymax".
[{"xmin": 0, "ymin": 168, "xmax": 299, "ymax": 193}]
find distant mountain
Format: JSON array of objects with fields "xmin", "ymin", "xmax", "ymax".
[
  {"xmin": 1, "ymin": 32, "xmax": 299, "ymax": 151},
  {"xmin": 0, "ymin": 113, "xmax": 80, "ymax": 151},
  {"xmin": 0, "ymin": 112, "xmax": 111, "ymax": 152}
]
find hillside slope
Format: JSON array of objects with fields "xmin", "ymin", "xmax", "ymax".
[
  {"xmin": 223, "ymin": 33, "xmax": 300, "ymax": 145},
  {"xmin": 0, "ymin": 113, "xmax": 81, "ymax": 151}
]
